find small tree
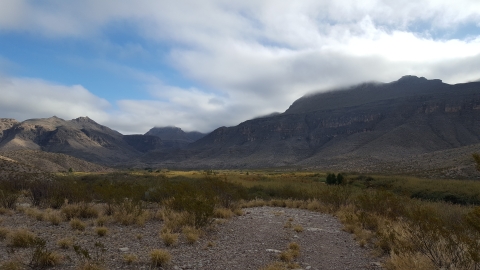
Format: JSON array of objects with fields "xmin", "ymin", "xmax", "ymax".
[
  {"xmin": 337, "ymin": 173, "xmax": 344, "ymax": 185},
  {"xmin": 326, "ymin": 173, "xmax": 337, "ymax": 185}
]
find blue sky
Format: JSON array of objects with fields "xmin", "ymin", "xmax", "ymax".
[{"xmin": 0, "ymin": 0, "xmax": 479, "ymax": 134}]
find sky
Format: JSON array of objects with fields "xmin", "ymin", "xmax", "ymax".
[{"xmin": 0, "ymin": 1, "xmax": 479, "ymax": 134}]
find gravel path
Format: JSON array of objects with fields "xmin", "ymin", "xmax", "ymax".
[{"xmin": 0, "ymin": 206, "xmax": 382, "ymax": 269}]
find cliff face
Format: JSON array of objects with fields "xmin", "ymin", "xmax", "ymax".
[
  {"xmin": 0, "ymin": 119, "xmax": 18, "ymax": 138},
  {"xmin": 1, "ymin": 76, "xmax": 479, "ymax": 177},
  {"xmin": 149, "ymin": 76, "xmax": 480, "ymax": 173}
]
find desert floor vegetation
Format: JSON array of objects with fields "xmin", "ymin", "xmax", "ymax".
[{"xmin": 0, "ymin": 170, "xmax": 479, "ymax": 268}]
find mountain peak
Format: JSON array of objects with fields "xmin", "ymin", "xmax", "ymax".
[
  {"xmin": 145, "ymin": 126, "xmax": 205, "ymax": 142},
  {"xmin": 395, "ymin": 75, "xmax": 442, "ymax": 84}
]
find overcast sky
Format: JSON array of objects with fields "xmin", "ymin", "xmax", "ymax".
[{"xmin": 0, "ymin": 0, "xmax": 479, "ymax": 134}]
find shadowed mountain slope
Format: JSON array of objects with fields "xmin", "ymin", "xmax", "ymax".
[
  {"xmin": 145, "ymin": 126, "xmax": 205, "ymax": 142},
  {"xmin": 143, "ymin": 76, "xmax": 480, "ymax": 177}
]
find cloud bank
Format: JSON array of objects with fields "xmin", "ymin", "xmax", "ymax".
[{"xmin": 0, "ymin": 0, "xmax": 479, "ymax": 134}]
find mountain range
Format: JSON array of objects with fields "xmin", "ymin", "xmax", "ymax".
[{"xmin": 1, "ymin": 75, "xmax": 479, "ymax": 178}]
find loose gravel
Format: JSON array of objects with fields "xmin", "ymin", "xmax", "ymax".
[{"xmin": 0, "ymin": 206, "xmax": 382, "ymax": 269}]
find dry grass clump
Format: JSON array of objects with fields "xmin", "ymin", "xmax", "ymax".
[
  {"xmin": 160, "ymin": 209, "xmax": 192, "ymax": 232},
  {"xmin": 57, "ymin": 237, "xmax": 73, "ymax": 249},
  {"xmin": 293, "ymin": 224, "xmax": 304, "ymax": 233},
  {"xmin": 182, "ymin": 226, "xmax": 201, "ymax": 244},
  {"xmin": 0, "ymin": 207, "xmax": 13, "ymax": 215},
  {"xmin": 240, "ymin": 198, "xmax": 267, "ymax": 208},
  {"xmin": 284, "ymin": 199, "xmax": 304, "ymax": 209},
  {"xmin": 160, "ymin": 229, "xmax": 179, "ymax": 246},
  {"xmin": 7, "ymin": 228, "xmax": 37, "ymax": 248},
  {"xmin": 279, "ymin": 242, "xmax": 301, "ymax": 263},
  {"xmin": 0, "ymin": 226, "xmax": 10, "ymax": 240},
  {"xmin": 24, "ymin": 207, "xmax": 44, "ymax": 221},
  {"xmin": 150, "ymin": 249, "xmax": 171, "ymax": 267},
  {"xmin": 61, "ymin": 203, "xmax": 99, "ymax": 220},
  {"xmin": 0, "ymin": 260, "xmax": 23, "ymax": 270},
  {"xmin": 95, "ymin": 226, "xmax": 108, "ymax": 237},
  {"xmin": 44, "ymin": 209, "xmax": 64, "ymax": 225},
  {"xmin": 95, "ymin": 215, "xmax": 110, "ymax": 226},
  {"xmin": 306, "ymin": 199, "xmax": 326, "ymax": 212},
  {"xmin": 32, "ymin": 250, "xmax": 63, "ymax": 267},
  {"xmin": 123, "ymin": 253, "xmax": 138, "ymax": 264},
  {"xmin": 69, "ymin": 218, "xmax": 86, "ymax": 231},
  {"xmin": 112, "ymin": 199, "xmax": 150, "ymax": 226},
  {"xmin": 213, "ymin": 207, "xmax": 234, "ymax": 219},
  {"xmin": 233, "ymin": 208, "xmax": 244, "ymax": 216}
]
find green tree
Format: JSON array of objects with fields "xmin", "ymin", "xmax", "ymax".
[{"xmin": 326, "ymin": 173, "xmax": 337, "ymax": 185}]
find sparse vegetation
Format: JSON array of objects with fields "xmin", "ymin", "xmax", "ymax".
[
  {"xmin": 150, "ymin": 249, "xmax": 171, "ymax": 267},
  {"xmin": 0, "ymin": 170, "xmax": 479, "ymax": 269},
  {"xmin": 70, "ymin": 218, "xmax": 86, "ymax": 231},
  {"xmin": 95, "ymin": 227, "xmax": 108, "ymax": 237},
  {"xmin": 123, "ymin": 253, "xmax": 138, "ymax": 264},
  {"xmin": 182, "ymin": 226, "xmax": 201, "ymax": 244},
  {"xmin": 7, "ymin": 229, "xmax": 37, "ymax": 248},
  {"xmin": 160, "ymin": 229, "xmax": 179, "ymax": 246},
  {"xmin": 57, "ymin": 237, "xmax": 73, "ymax": 249}
]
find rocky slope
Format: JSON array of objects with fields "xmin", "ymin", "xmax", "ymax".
[
  {"xmin": 1, "ymin": 75, "xmax": 479, "ymax": 177},
  {"xmin": 146, "ymin": 126, "xmax": 205, "ymax": 142},
  {"xmin": 144, "ymin": 76, "xmax": 480, "ymax": 177},
  {"xmin": 0, "ymin": 150, "xmax": 112, "ymax": 173}
]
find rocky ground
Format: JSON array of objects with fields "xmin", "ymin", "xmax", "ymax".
[{"xmin": 0, "ymin": 206, "xmax": 382, "ymax": 269}]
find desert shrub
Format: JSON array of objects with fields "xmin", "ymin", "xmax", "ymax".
[
  {"xmin": 203, "ymin": 177, "xmax": 248, "ymax": 208},
  {"xmin": 7, "ymin": 229, "xmax": 37, "ymax": 248},
  {"xmin": 44, "ymin": 209, "xmax": 63, "ymax": 225},
  {"xmin": 213, "ymin": 207, "xmax": 234, "ymax": 219},
  {"xmin": 150, "ymin": 249, "xmax": 171, "ymax": 267},
  {"xmin": 73, "ymin": 242, "xmax": 106, "ymax": 269},
  {"xmin": 393, "ymin": 204, "xmax": 473, "ymax": 269},
  {"xmin": 70, "ymin": 218, "xmax": 86, "ymax": 231},
  {"xmin": 29, "ymin": 237, "xmax": 63, "ymax": 267},
  {"xmin": 112, "ymin": 198, "xmax": 149, "ymax": 226},
  {"xmin": 57, "ymin": 237, "xmax": 73, "ymax": 249},
  {"xmin": 95, "ymin": 227, "xmax": 108, "ymax": 237},
  {"xmin": 182, "ymin": 226, "xmax": 201, "ymax": 244},
  {"xmin": 61, "ymin": 203, "xmax": 99, "ymax": 220},
  {"xmin": 159, "ymin": 229, "xmax": 179, "ymax": 246},
  {"xmin": 123, "ymin": 253, "xmax": 138, "ymax": 264},
  {"xmin": 24, "ymin": 208, "xmax": 45, "ymax": 221},
  {"xmin": 165, "ymin": 190, "xmax": 216, "ymax": 229},
  {"xmin": 0, "ymin": 227, "xmax": 10, "ymax": 240},
  {"xmin": 293, "ymin": 224, "xmax": 304, "ymax": 233},
  {"xmin": 355, "ymin": 190, "xmax": 406, "ymax": 219},
  {"xmin": 0, "ymin": 189, "xmax": 19, "ymax": 209},
  {"xmin": 318, "ymin": 185, "xmax": 352, "ymax": 211}
]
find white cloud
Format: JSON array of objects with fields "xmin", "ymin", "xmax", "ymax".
[
  {"xmin": 1, "ymin": 1, "xmax": 480, "ymax": 133},
  {"xmin": 0, "ymin": 76, "xmax": 110, "ymax": 122}
]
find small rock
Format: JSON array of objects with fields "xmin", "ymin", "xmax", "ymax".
[
  {"xmin": 266, "ymin": 249, "xmax": 281, "ymax": 253},
  {"xmin": 119, "ymin": 247, "xmax": 129, "ymax": 252}
]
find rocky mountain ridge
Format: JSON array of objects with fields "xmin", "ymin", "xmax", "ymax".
[{"xmin": 1, "ymin": 75, "xmax": 479, "ymax": 177}]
